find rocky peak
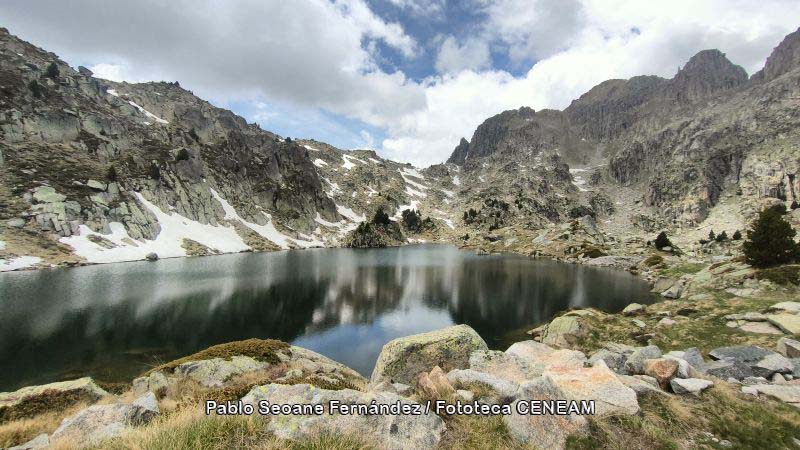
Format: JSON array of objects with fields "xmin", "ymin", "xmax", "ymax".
[
  {"xmin": 447, "ymin": 138, "xmax": 470, "ymax": 165},
  {"xmin": 666, "ymin": 49, "xmax": 747, "ymax": 102},
  {"xmin": 753, "ymin": 27, "xmax": 800, "ymax": 82}
]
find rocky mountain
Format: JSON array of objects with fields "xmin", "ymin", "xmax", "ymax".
[{"xmin": 2, "ymin": 26, "xmax": 800, "ymax": 270}]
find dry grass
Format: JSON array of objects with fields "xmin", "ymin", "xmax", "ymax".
[{"xmin": 0, "ymin": 400, "xmax": 90, "ymax": 448}]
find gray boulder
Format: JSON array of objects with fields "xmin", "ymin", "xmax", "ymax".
[
  {"xmin": 589, "ymin": 349, "xmax": 627, "ymax": 374},
  {"xmin": 703, "ymin": 360, "xmax": 753, "ymax": 380},
  {"xmin": 777, "ymin": 337, "xmax": 800, "ymax": 358},
  {"xmin": 670, "ymin": 378, "xmax": 714, "ymax": 396},
  {"xmin": 468, "ymin": 350, "xmax": 541, "ymax": 382},
  {"xmin": 50, "ymin": 392, "xmax": 159, "ymax": 446},
  {"xmin": 446, "ymin": 369, "xmax": 520, "ymax": 404},
  {"xmin": 0, "ymin": 377, "xmax": 108, "ymax": 420},
  {"xmin": 242, "ymin": 384, "xmax": 445, "ymax": 450},
  {"xmin": 370, "ymin": 325, "xmax": 488, "ymax": 386},
  {"xmin": 624, "ymin": 345, "xmax": 662, "ymax": 374},
  {"xmin": 8, "ymin": 434, "xmax": 49, "ymax": 450},
  {"xmin": 708, "ymin": 345, "xmax": 773, "ymax": 364},
  {"xmin": 752, "ymin": 354, "xmax": 794, "ymax": 379}
]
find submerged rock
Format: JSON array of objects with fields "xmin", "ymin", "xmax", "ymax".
[{"xmin": 370, "ymin": 324, "xmax": 488, "ymax": 386}]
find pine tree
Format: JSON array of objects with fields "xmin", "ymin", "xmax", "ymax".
[
  {"xmin": 732, "ymin": 230, "xmax": 742, "ymax": 240},
  {"xmin": 716, "ymin": 230, "xmax": 728, "ymax": 242},
  {"xmin": 45, "ymin": 62, "xmax": 60, "ymax": 79},
  {"xmin": 743, "ymin": 207, "xmax": 800, "ymax": 267},
  {"xmin": 654, "ymin": 231, "xmax": 672, "ymax": 250},
  {"xmin": 708, "ymin": 230, "xmax": 716, "ymax": 241}
]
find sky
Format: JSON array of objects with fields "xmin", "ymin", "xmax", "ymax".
[{"xmin": 2, "ymin": 0, "xmax": 799, "ymax": 167}]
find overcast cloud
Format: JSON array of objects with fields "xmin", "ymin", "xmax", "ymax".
[{"xmin": 1, "ymin": 0, "xmax": 799, "ymax": 166}]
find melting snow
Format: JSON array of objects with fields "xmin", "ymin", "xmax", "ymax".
[
  {"xmin": 336, "ymin": 204, "xmax": 366, "ymax": 223},
  {"xmin": 107, "ymin": 89, "xmax": 119, "ymax": 97},
  {"xmin": 0, "ymin": 240, "xmax": 4, "ymax": 250},
  {"xmin": 436, "ymin": 217, "xmax": 455, "ymax": 229},
  {"xmin": 0, "ymin": 256, "xmax": 42, "ymax": 272},
  {"xmin": 304, "ymin": 145, "xmax": 320, "ymax": 151},
  {"xmin": 441, "ymin": 189, "xmax": 455, "ymax": 198},
  {"xmin": 313, "ymin": 158, "xmax": 328, "ymax": 168},
  {"xmin": 127, "ymin": 100, "xmax": 168, "ymax": 124},
  {"xmin": 368, "ymin": 158, "xmax": 382, "ymax": 164},
  {"xmin": 405, "ymin": 186, "xmax": 427, "ymax": 198},
  {"xmin": 323, "ymin": 177, "xmax": 341, "ymax": 197},
  {"xmin": 392, "ymin": 201, "xmax": 419, "ymax": 220},
  {"xmin": 341, "ymin": 154, "xmax": 366, "ymax": 170},
  {"xmin": 452, "ymin": 175, "xmax": 461, "ymax": 186}
]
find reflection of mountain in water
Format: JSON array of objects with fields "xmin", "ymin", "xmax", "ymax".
[{"xmin": 0, "ymin": 245, "xmax": 651, "ymax": 390}]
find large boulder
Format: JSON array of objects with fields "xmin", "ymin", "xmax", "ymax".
[
  {"xmin": 446, "ymin": 369, "xmax": 520, "ymax": 405},
  {"xmin": 468, "ymin": 350, "xmax": 541, "ymax": 382},
  {"xmin": 703, "ymin": 360, "xmax": 753, "ymax": 380},
  {"xmin": 242, "ymin": 384, "xmax": 445, "ymax": 450},
  {"xmin": 370, "ymin": 325, "xmax": 488, "ymax": 385},
  {"xmin": 778, "ymin": 338, "xmax": 800, "ymax": 358},
  {"xmin": 50, "ymin": 393, "xmax": 159, "ymax": 447},
  {"xmin": 0, "ymin": 377, "xmax": 108, "ymax": 422},
  {"xmin": 541, "ymin": 315, "xmax": 584, "ymax": 348},
  {"xmin": 173, "ymin": 356, "xmax": 269, "ymax": 387},
  {"xmin": 708, "ymin": 345, "xmax": 792, "ymax": 379},
  {"xmin": 670, "ymin": 378, "xmax": 713, "ymax": 396},
  {"xmin": 544, "ymin": 361, "xmax": 640, "ymax": 416},
  {"xmin": 643, "ymin": 359, "xmax": 679, "ymax": 389},
  {"xmin": 504, "ymin": 377, "xmax": 589, "ymax": 449},
  {"xmin": 506, "ymin": 341, "xmax": 587, "ymax": 371},
  {"xmin": 624, "ymin": 345, "xmax": 662, "ymax": 374}
]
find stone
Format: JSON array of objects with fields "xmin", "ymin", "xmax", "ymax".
[
  {"xmin": 544, "ymin": 361, "xmax": 640, "ymax": 416},
  {"xmin": 446, "ymin": 369, "xmax": 520, "ymax": 404},
  {"xmin": 588, "ymin": 349, "xmax": 627, "ymax": 374},
  {"xmin": 86, "ymin": 179, "xmax": 107, "ymax": 191},
  {"xmin": 624, "ymin": 345, "xmax": 662, "ymax": 374},
  {"xmin": 778, "ymin": 338, "xmax": 800, "ymax": 358},
  {"xmin": 748, "ymin": 384, "xmax": 800, "ymax": 407},
  {"xmin": 8, "ymin": 433, "xmax": 49, "ymax": 450},
  {"xmin": 541, "ymin": 315, "xmax": 584, "ymax": 348},
  {"xmin": 670, "ymin": 378, "xmax": 713, "ymax": 396},
  {"xmin": 604, "ymin": 342, "xmax": 636, "ymax": 356},
  {"xmin": 504, "ymin": 377, "xmax": 589, "ymax": 449},
  {"xmin": 371, "ymin": 325, "xmax": 488, "ymax": 386},
  {"xmin": 768, "ymin": 302, "xmax": 800, "ymax": 314},
  {"xmin": 416, "ymin": 366, "xmax": 455, "ymax": 400},
  {"xmin": 242, "ymin": 384, "xmax": 445, "ymax": 450},
  {"xmin": 632, "ymin": 319, "xmax": 646, "ymax": 329},
  {"xmin": 32, "ymin": 186, "xmax": 66, "ymax": 203},
  {"xmin": 768, "ymin": 314, "xmax": 800, "ymax": 335},
  {"xmin": 6, "ymin": 218, "xmax": 25, "ymax": 228},
  {"xmin": 617, "ymin": 375, "xmax": 664, "ymax": 394},
  {"xmin": 652, "ymin": 278, "xmax": 676, "ymax": 293},
  {"xmin": 708, "ymin": 346, "xmax": 773, "ymax": 364},
  {"xmin": 0, "ymin": 377, "xmax": 108, "ymax": 419},
  {"xmin": 51, "ymin": 393, "xmax": 160, "ymax": 445},
  {"xmin": 132, "ymin": 371, "xmax": 169, "ymax": 395},
  {"xmin": 703, "ymin": 360, "xmax": 753, "ymax": 380},
  {"xmin": 661, "ymin": 282, "xmax": 684, "ymax": 299},
  {"xmin": 455, "ymin": 389, "xmax": 474, "ymax": 402},
  {"xmin": 505, "ymin": 341, "xmax": 587, "ymax": 370},
  {"xmin": 682, "ymin": 347, "xmax": 706, "ymax": 370},
  {"xmin": 469, "ymin": 350, "xmax": 540, "ymax": 382},
  {"xmin": 643, "ymin": 358, "xmax": 680, "ymax": 388},
  {"xmin": 742, "ymin": 376, "xmax": 769, "ymax": 385},
  {"xmin": 752, "ymin": 354, "xmax": 794, "ymax": 378},
  {"xmin": 663, "ymin": 355, "xmax": 696, "ymax": 379},
  {"xmin": 657, "ymin": 317, "xmax": 677, "ymax": 328},
  {"xmin": 739, "ymin": 321, "xmax": 784, "ymax": 335},
  {"xmin": 622, "ymin": 303, "xmax": 645, "ymax": 316},
  {"xmin": 145, "ymin": 252, "xmax": 159, "ymax": 261},
  {"xmin": 174, "ymin": 355, "xmax": 268, "ymax": 387}
]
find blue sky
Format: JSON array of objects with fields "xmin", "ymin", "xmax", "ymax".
[{"xmin": 2, "ymin": 0, "xmax": 800, "ymax": 166}]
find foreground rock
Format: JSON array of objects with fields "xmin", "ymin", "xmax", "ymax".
[
  {"xmin": 708, "ymin": 345, "xmax": 793, "ymax": 380},
  {"xmin": 370, "ymin": 325, "xmax": 488, "ymax": 385},
  {"xmin": 670, "ymin": 378, "xmax": 714, "ymax": 396},
  {"xmin": 242, "ymin": 383, "xmax": 445, "ymax": 450},
  {"xmin": 0, "ymin": 377, "xmax": 108, "ymax": 422},
  {"xmin": 50, "ymin": 392, "xmax": 160, "ymax": 447},
  {"xmin": 544, "ymin": 361, "xmax": 640, "ymax": 416}
]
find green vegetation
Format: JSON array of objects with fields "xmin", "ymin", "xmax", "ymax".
[
  {"xmin": 106, "ymin": 165, "xmax": 118, "ymax": 182},
  {"xmin": 654, "ymin": 231, "xmax": 672, "ymax": 250},
  {"xmin": 643, "ymin": 255, "xmax": 664, "ymax": 267},
  {"xmin": 569, "ymin": 205, "xmax": 596, "ymax": 219},
  {"xmin": 0, "ymin": 389, "xmax": 92, "ymax": 424},
  {"xmin": 732, "ymin": 230, "xmax": 742, "ymax": 240},
  {"xmin": 146, "ymin": 339, "xmax": 289, "ymax": 376},
  {"xmin": 756, "ymin": 265, "xmax": 800, "ymax": 286},
  {"xmin": 715, "ymin": 230, "xmax": 728, "ymax": 242},
  {"xmin": 149, "ymin": 163, "xmax": 162, "ymax": 180},
  {"xmin": 27, "ymin": 80, "xmax": 43, "ymax": 98},
  {"xmin": 176, "ymin": 148, "xmax": 191, "ymax": 162},
  {"xmin": 743, "ymin": 206, "xmax": 800, "ymax": 267},
  {"xmin": 372, "ymin": 207, "xmax": 391, "ymax": 226},
  {"xmin": 45, "ymin": 62, "xmax": 59, "ymax": 79}
]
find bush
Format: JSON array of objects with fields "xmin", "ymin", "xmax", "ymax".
[
  {"xmin": 401, "ymin": 209, "xmax": 423, "ymax": 233},
  {"xmin": 27, "ymin": 80, "xmax": 43, "ymax": 98},
  {"xmin": 699, "ymin": 239, "xmax": 709, "ymax": 245},
  {"xmin": 756, "ymin": 265, "xmax": 800, "ymax": 286},
  {"xmin": 148, "ymin": 163, "xmax": 161, "ymax": 180},
  {"xmin": 792, "ymin": 201, "xmax": 799, "ymax": 210},
  {"xmin": 715, "ymin": 231, "xmax": 728, "ymax": 242},
  {"xmin": 175, "ymin": 148, "xmax": 190, "ymax": 161},
  {"xmin": 732, "ymin": 230, "xmax": 742, "ymax": 240},
  {"xmin": 743, "ymin": 207, "xmax": 800, "ymax": 268},
  {"xmin": 708, "ymin": 230, "xmax": 716, "ymax": 241},
  {"xmin": 654, "ymin": 231, "xmax": 672, "ymax": 250},
  {"xmin": 45, "ymin": 62, "xmax": 59, "ymax": 79},
  {"xmin": 569, "ymin": 205, "xmax": 596, "ymax": 219},
  {"xmin": 372, "ymin": 207, "xmax": 391, "ymax": 226}
]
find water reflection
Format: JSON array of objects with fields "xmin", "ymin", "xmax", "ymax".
[{"xmin": 0, "ymin": 245, "xmax": 651, "ymax": 390}]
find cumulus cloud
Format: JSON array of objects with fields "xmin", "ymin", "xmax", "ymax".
[
  {"xmin": 387, "ymin": 0, "xmax": 446, "ymax": 17},
  {"xmin": 434, "ymin": 36, "xmax": 492, "ymax": 74}
]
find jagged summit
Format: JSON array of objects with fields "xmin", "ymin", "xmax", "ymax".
[
  {"xmin": 753, "ymin": 27, "xmax": 800, "ymax": 82},
  {"xmin": 667, "ymin": 49, "xmax": 747, "ymax": 102}
]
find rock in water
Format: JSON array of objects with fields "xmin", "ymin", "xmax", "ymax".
[
  {"xmin": 145, "ymin": 252, "xmax": 159, "ymax": 261},
  {"xmin": 242, "ymin": 384, "xmax": 445, "ymax": 450},
  {"xmin": 370, "ymin": 324, "xmax": 487, "ymax": 386}
]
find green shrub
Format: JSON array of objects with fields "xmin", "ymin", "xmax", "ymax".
[
  {"xmin": 743, "ymin": 207, "xmax": 800, "ymax": 268},
  {"xmin": 708, "ymin": 230, "xmax": 716, "ymax": 241},
  {"xmin": 654, "ymin": 231, "xmax": 672, "ymax": 250},
  {"xmin": 372, "ymin": 207, "xmax": 391, "ymax": 226},
  {"xmin": 175, "ymin": 148, "xmax": 190, "ymax": 161},
  {"xmin": 715, "ymin": 231, "xmax": 728, "ymax": 242},
  {"xmin": 27, "ymin": 80, "xmax": 43, "ymax": 98},
  {"xmin": 45, "ymin": 62, "xmax": 59, "ymax": 79},
  {"xmin": 732, "ymin": 230, "xmax": 742, "ymax": 240},
  {"xmin": 106, "ymin": 165, "xmax": 118, "ymax": 182},
  {"xmin": 756, "ymin": 265, "xmax": 800, "ymax": 286},
  {"xmin": 148, "ymin": 163, "xmax": 161, "ymax": 180},
  {"xmin": 643, "ymin": 255, "xmax": 664, "ymax": 267}
]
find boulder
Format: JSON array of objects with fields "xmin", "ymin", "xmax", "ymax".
[
  {"xmin": 622, "ymin": 303, "xmax": 645, "ymax": 316},
  {"xmin": 703, "ymin": 360, "xmax": 753, "ymax": 380},
  {"xmin": 739, "ymin": 321, "xmax": 784, "ymax": 335},
  {"xmin": 145, "ymin": 252, "xmax": 159, "ymax": 261},
  {"xmin": 173, "ymin": 355, "xmax": 269, "ymax": 387},
  {"xmin": 242, "ymin": 384, "xmax": 445, "ymax": 450},
  {"xmin": 0, "ymin": 377, "xmax": 108, "ymax": 422},
  {"xmin": 768, "ymin": 314, "xmax": 800, "ymax": 335},
  {"xmin": 7, "ymin": 434, "xmax": 49, "ymax": 450},
  {"xmin": 670, "ymin": 378, "xmax": 713, "ymax": 396},
  {"xmin": 708, "ymin": 346, "xmax": 773, "ymax": 364},
  {"xmin": 682, "ymin": 347, "xmax": 706, "ymax": 371},
  {"xmin": 779, "ymin": 338, "xmax": 800, "ymax": 358},
  {"xmin": 624, "ymin": 345, "xmax": 662, "ymax": 374},
  {"xmin": 747, "ymin": 384, "xmax": 800, "ymax": 407},
  {"xmin": 752, "ymin": 354, "xmax": 794, "ymax": 379},
  {"xmin": 651, "ymin": 278, "xmax": 676, "ymax": 293},
  {"xmin": 446, "ymin": 369, "xmax": 520, "ymax": 404},
  {"xmin": 371, "ymin": 325, "xmax": 488, "ymax": 386},
  {"xmin": 86, "ymin": 180, "xmax": 107, "ymax": 191},
  {"xmin": 663, "ymin": 355, "xmax": 696, "ymax": 379},
  {"xmin": 661, "ymin": 282, "xmax": 684, "ymax": 299},
  {"xmin": 657, "ymin": 317, "xmax": 677, "ymax": 328},
  {"xmin": 588, "ymin": 349, "xmax": 627, "ymax": 374},
  {"xmin": 416, "ymin": 366, "xmax": 455, "ymax": 400},
  {"xmin": 468, "ymin": 350, "xmax": 540, "ymax": 382},
  {"xmin": 768, "ymin": 302, "xmax": 800, "ymax": 314},
  {"xmin": 643, "ymin": 359, "xmax": 679, "ymax": 389},
  {"xmin": 617, "ymin": 375, "xmax": 664, "ymax": 395},
  {"xmin": 132, "ymin": 371, "xmax": 169, "ymax": 395},
  {"xmin": 506, "ymin": 341, "xmax": 587, "ymax": 371},
  {"xmin": 50, "ymin": 393, "xmax": 159, "ymax": 446},
  {"xmin": 503, "ymin": 377, "xmax": 589, "ymax": 449},
  {"xmin": 541, "ymin": 315, "xmax": 584, "ymax": 348},
  {"xmin": 544, "ymin": 361, "xmax": 640, "ymax": 416}
]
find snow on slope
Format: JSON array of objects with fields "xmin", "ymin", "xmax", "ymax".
[
  {"xmin": 0, "ymin": 256, "xmax": 42, "ymax": 272},
  {"xmin": 313, "ymin": 158, "xmax": 328, "ymax": 168},
  {"xmin": 60, "ymin": 193, "xmax": 250, "ymax": 263},
  {"xmin": 127, "ymin": 100, "xmax": 169, "ymax": 124},
  {"xmin": 341, "ymin": 154, "xmax": 366, "ymax": 170}
]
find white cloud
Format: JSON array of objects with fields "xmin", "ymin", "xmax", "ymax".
[
  {"xmin": 359, "ymin": 130, "xmax": 375, "ymax": 149},
  {"xmin": 381, "ymin": 0, "xmax": 800, "ymax": 166},
  {"xmin": 434, "ymin": 36, "xmax": 492, "ymax": 74},
  {"xmin": 387, "ymin": 0, "xmax": 446, "ymax": 17}
]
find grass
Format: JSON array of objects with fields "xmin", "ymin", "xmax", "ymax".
[
  {"xmin": 567, "ymin": 384, "xmax": 800, "ymax": 449},
  {"xmin": 756, "ymin": 265, "xmax": 800, "ymax": 286},
  {"xmin": 659, "ymin": 262, "xmax": 706, "ymax": 278},
  {"xmin": 0, "ymin": 389, "xmax": 98, "ymax": 424},
  {"xmin": 0, "ymin": 400, "xmax": 90, "ymax": 448},
  {"xmin": 145, "ymin": 339, "xmax": 290, "ymax": 376}
]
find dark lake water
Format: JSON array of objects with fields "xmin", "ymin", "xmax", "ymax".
[{"xmin": 0, "ymin": 245, "xmax": 652, "ymax": 391}]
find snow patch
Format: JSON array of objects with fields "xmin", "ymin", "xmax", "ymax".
[
  {"xmin": 441, "ymin": 189, "xmax": 455, "ymax": 198},
  {"xmin": 368, "ymin": 158, "xmax": 382, "ymax": 164},
  {"xmin": 365, "ymin": 186, "xmax": 378, "ymax": 197},
  {"xmin": 336, "ymin": 204, "xmax": 366, "ymax": 223},
  {"xmin": 405, "ymin": 186, "xmax": 427, "ymax": 198},
  {"xmin": 0, "ymin": 240, "xmax": 5, "ymax": 251},
  {"xmin": 304, "ymin": 144, "xmax": 320, "ymax": 151},
  {"xmin": 341, "ymin": 154, "xmax": 366, "ymax": 170},
  {"xmin": 0, "ymin": 256, "xmax": 42, "ymax": 272},
  {"xmin": 107, "ymin": 89, "xmax": 119, "ymax": 97},
  {"xmin": 435, "ymin": 217, "xmax": 455, "ymax": 229},
  {"xmin": 400, "ymin": 167, "xmax": 425, "ymax": 179},
  {"xmin": 313, "ymin": 158, "xmax": 328, "ymax": 168},
  {"xmin": 452, "ymin": 175, "xmax": 461, "ymax": 186},
  {"xmin": 127, "ymin": 100, "xmax": 169, "ymax": 124},
  {"xmin": 392, "ymin": 201, "xmax": 419, "ymax": 220}
]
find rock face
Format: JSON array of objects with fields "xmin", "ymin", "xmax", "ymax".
[
  {"xmin": 242, "ymin": 383, "xmax": 445, "ymax": 450},
  {"xmin": 0, "ymin": 377, "xmax": 108, "ymax": 422},
  {"xmin": 370, "ymin": 324, "xmax": 488, "ymax": 386}
]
